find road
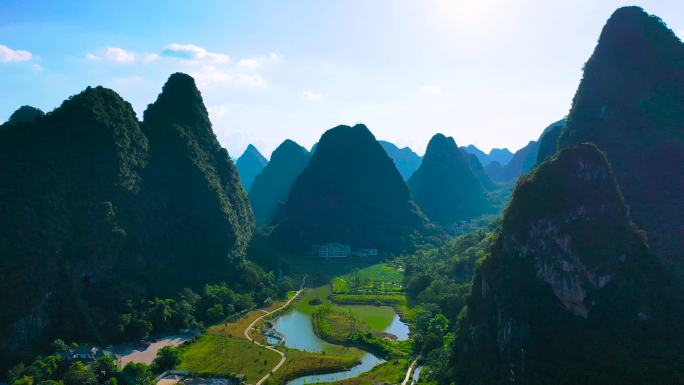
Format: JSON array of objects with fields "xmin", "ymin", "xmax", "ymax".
[
  {"xmin": 245, "ymin": 275, "xmax": 307, "ymax": 385},
  {"xmin": 112, "ymin": 335, "xmax": 193, "ymax": 368},
  {"xmin": 401, "ymin": 357, "xmax": 420, "ymax": 385}
]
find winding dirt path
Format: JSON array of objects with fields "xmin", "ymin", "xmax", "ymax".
[
  {"xmin": 245, "ymin": 275, "xmax": 307, "ymax": 385},
  {"xmin": 401, "ymin": 357, "xmax": 420, "ymax": 385}
]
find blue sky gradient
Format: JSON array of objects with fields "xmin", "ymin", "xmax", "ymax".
[{"xmin": 1, "ymin": 0, "xmax": 682, "ymax": 157}]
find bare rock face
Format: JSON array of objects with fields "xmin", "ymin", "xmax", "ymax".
[
  {"xmin": 558, "ymin": 6, "xmax": 684, "ymax": 274},
  {"xmin": 451, "ymin": 143, "xmax": 683, "ymax": 384}
]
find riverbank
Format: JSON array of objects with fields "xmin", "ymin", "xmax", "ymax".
[
  {"xmin": 178, "ymin": 276, "xmax": 360, "ymax": 385},
  {"xmin": 178, "ymin": 263, "xmax": 417, "ymax": 385}
]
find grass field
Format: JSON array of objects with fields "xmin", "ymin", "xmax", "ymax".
[
  {"xmin": 329, "ymin": 263, "xmax": 405, "ymax": 294},
  {"xmin": 209, "ymin": 300, "xmax": 286, "ymax": 339},
  {"xmin": 268, "ymin": 348, "xmax": 360, "ymax": 385},
  {"xmin": 295, "ymin": 286, "xmax": 397, "ymax": 331},
  {"xmin": 340, "ymin": 263, "xmax": 404, "ymax": 286},
  {"xmin": 178, "ymin": 335, "xmax": 280, "ymax": 381},
  {"xmin": 180, "ymin": 264, "xmax": 415, "ymax": 385},
  {"xmin": 312, "ymin": 359, "xmax": 409, "ymax": 385},
  {"xmin": 330, "ymin": 294, "xmax": 407, "ymax": 305}
]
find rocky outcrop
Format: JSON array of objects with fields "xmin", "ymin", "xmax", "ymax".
[
  {"xmin": 451, "ymin": 143, "xmax": 683, "ymax": 384},
  {"xmin": 558, "ymin": 6, "xmax": 684, "ymax": 274}
]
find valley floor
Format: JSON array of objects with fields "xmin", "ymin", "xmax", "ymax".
[{"xmin": 174, "ymin": 262, "xmax": 417, "ymax": 385}]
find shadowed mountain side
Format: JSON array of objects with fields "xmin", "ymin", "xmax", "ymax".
[
  {"xmin": 271, "ymin": 124, "xmax": 429, "ymax": 254},
  {"xmin": 558, "ymin": 6, "xmax": 684, "ymax": 274},
  {"xmin": 249, "ymin": 139, "xmax": 310, "ymax": 226},
  {"xmin": 452, "ymin": 143, "xmax": 684, "ymax": 384},
  {"xmin": 408, "ymin": 134, "xmax": 494, "ymax": 226}
]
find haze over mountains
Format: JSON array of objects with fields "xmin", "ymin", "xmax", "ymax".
[
  {"xmin": 248, "ymin": 140, "xmax": 310, "ymax": 226},
  {"xmin": 378, "ymin": 141, "xmax": 422, "ymax": 180},
  {"xmin": 463, "ymin": 145, "xmax": 513, "ymax": 167},
  {"xmin": 235, "ymin": 144, "xmax": 268, "ymax": 191}
]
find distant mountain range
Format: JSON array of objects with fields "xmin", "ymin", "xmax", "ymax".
[
  {"xmin": 463, "ymin": 145, "xmax": 513, "ymax": 167},
  {"xmin": 249, "ymin": 140, "xmax": 310, "ymax": 226},
  {"xmin": 483, "ymin": 119, "xmax": 566, "ymax": 182},
  {"xmin": 408, "ymin": 134, "xmax": 494, "ymax": 226},
  {"xmin": 378, "ymin": 140, "xmax": 422, "ymax": 180},
  {"xmin": 235, "ymin": 144, "xmax": 268, "ymax": 191}
]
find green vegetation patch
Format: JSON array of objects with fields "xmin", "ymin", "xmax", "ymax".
[
  {"xmin": 268, "ymin": 348, "xmax": 360, "ymax": 385},
  {"xmin": 179, "ymin": 335, "xmax": 280, "ymax": 381},
  {"xmin": 311, "ymin": 359, "xmax": 409, "ymax": 385},
  {"xmin": 314, "ymin": 306, "xmax": 411, "ymax": 360},
  {"xmin": 337, "ymin": 264, "xmax": 405, "ymax": 294}
]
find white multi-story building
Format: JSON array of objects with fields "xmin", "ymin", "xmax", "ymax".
[
  {"xmin": 354, "ymin": 248, "xmax": 378, "ymax": 257},
  {"xmin": 312, "ymin": 243, "xmax": 351, "ymax": 258}
]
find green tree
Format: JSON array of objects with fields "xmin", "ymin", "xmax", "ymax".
[
  {"xmin": 120, "ymin": 363, "xmax": 153, "ymax": 385},
  {"xmin": 51, "ymin": 339, "xmax": 69, "ymax": 353},
  {"xmin": 206, "ymin": 304, "xmax": 224, "ymax": 323},
  {"xmin": 13, "ymin": 376, "xmax": 34, "ymax": 385},
  {"xmin": 63, "ymin": 363, "xmax": 97, "ymax": 385},
  {"xmin": 150, "ymin": 346, "xmax": 181, "ymax": 374},
  {"xmin": 92, "ymin": 356, "xmax": 117, "ymax": 383}
]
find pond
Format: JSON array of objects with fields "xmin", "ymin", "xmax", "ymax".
[
  {"xmin": 270, "ymin": 306, "xmax": 409, "ymax": 385},
  {"xmin": 385, "ymin": 313, "xmax": 410, "ymax": 341}
]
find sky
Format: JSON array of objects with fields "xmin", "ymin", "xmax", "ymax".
[{"xmin": 1, "ymin": 1, "xmax": 683, "ymax": 158}]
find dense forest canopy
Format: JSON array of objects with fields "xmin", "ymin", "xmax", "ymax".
[{"xmin": 0, "ymin": 74, "xmax": 272, "ymax": 372}]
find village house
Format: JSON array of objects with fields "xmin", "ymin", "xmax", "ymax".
[{"xmin": 62, "ymin": 346, "xmax": 106, "ymax": 363}]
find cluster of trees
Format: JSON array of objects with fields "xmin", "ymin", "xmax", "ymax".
[
  {"xmin": 0, "ymin": 73, "xmax": 274, "ymax": 376},
  {"xmin": 401, "ymin": 228, "xmax": 495, "ymax": 381},
  {"xmin": 7, "ymin": 341, "xmax": 181, "ymax": 385},
  {"xmin": 114, "ymin": 273, "xmax": 296, "ymax": 342}
]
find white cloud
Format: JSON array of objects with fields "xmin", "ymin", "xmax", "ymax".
[
  {"xmin": 0, "ymin": 44, "xmax": 32, "ymax": 63},
  {"xmin": 302, "ymin": 91, "xmax": 324, "ymax": 101},
  {"xmin": 190, "ymin": 65, "xmax": 233, "ymax": 87},
  {"xmin": 237, "ymin": 52, "xmax": 281, "ymax": 69},
  {"xmin": 32, "ymin": 63, "xmax": 43, "ymax": 72},
  {"xmin": 207, "ymin": 104, "xmax": 231, "ymax": 120},
  {"xmin": 190, "ymin": 66, "xmax": 266, "ymax": 88},
  {"xmin": 677, "ymin": 29, "xmax": 684, "ymax": 40},
  {"xmin": 238, "ymin": 58, "xmax": 260, "ymax": 69},
  {"xmin": 161, "ymin": 43, "xmax": 229, "ymax": 63},
  {"xmin": 237, "ymin": 73, "xmax": 266, "ymax": 87},
  {"xmin": 105, "ymin": 47, "xmax": 135, "ymax": 63},
  {"xmin": 144, "ymin": 53, "xmax": 159, "ymax": 63},
  {"xmin": 419, "ymin": 85, "xmax": 442, "ymax": 95},
  {"xmin": 85, "ymin": 53, "xmax": 102, "ymax": 61}
]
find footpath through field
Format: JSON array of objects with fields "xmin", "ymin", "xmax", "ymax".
[
  {"xmin": 401, "ymin": 357, "xmax": 420, "ymax": 385},
  {"xmin": 244, "ymin": 275, "xmax": 308, "ymax": 385}
]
